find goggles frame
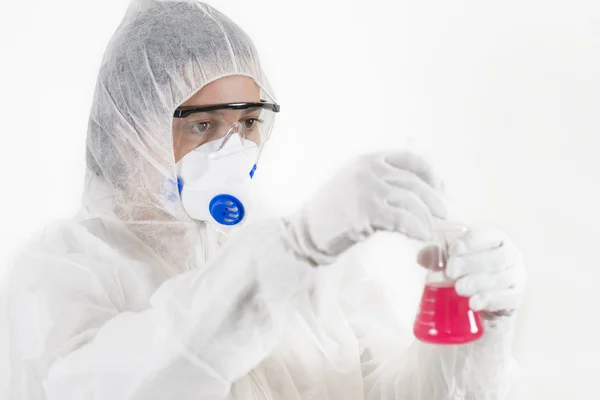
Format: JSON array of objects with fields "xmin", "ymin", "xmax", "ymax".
[{"xmin": 174, "ymin": 100, "xmax": 280, "ymax": 118}]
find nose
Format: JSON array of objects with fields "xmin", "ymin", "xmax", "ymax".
[{"xmin": 215, "ymin": 122, "xmax": 244, "ymax": 152}]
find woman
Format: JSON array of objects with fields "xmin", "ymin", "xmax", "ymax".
[{"xmin": 7, "ymin": 1, "xmax": 526, "ymax": 399}]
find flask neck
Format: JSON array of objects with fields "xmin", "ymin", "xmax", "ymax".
[{"xmin": 425, "ymin": 270, "xmax": 455, "ymax": 286}]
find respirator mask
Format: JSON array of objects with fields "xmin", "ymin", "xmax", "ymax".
[{"xmin": 173, "ymin": 101, "xmax": 279, "ymax": 232}]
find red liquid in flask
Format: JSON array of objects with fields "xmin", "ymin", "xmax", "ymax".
[{"xmin": 413, "ymin": 283, "xmax": 485, "ymax": 345}]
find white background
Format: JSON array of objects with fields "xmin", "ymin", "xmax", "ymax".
[{"xmin": 1, "ymin": 0, "xmax": 599, "ymax": 398}]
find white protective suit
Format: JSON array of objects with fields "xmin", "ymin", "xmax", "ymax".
[{"xmin": 6, "ymin": 1, "xmax": 523, "ymax": 399}]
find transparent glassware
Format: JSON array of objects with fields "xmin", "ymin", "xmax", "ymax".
[{"xmin": 413, "ymin": 225, "xmax": 485, "ymax": 345}]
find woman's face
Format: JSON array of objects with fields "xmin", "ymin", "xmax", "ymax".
[{"xmin": 172, "ymin": 75, "xmax": 261, "ymax": 163}]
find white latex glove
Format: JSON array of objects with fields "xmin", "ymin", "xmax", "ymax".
[
  {"xmin": 446, "ymin": 229, "xmax": 527, "ymax": 319},
  {"xmin": 283, "ymin": 151, "xmax": 448, "ymax": 265},
  {"xmin": 412, "ymin": 230, "xmax": 525, "ymax": 399}
]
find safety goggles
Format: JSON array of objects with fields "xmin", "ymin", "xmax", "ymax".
[{"xmin": 173, "ymin": 101, "xmax": 280, "ymax": 158}]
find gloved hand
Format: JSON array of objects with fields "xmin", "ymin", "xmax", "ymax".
[
  {"xmin": 283, "ymin": 151, "xmax": 448, "ymax": 265},
  {"xmin": 446, "ymin": 229, "xmax": 527, "ymax": 319}
]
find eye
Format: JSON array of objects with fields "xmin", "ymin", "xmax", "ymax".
[
  {"xmin": 242, "ymin": 118, "xmax": 261, "ymax": 130},
  {"xmin": 189, "ymin": 121, "xmax": 212, "ymax": 135}
]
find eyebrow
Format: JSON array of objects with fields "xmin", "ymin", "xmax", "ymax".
[
  {"xmin": 192, "ymin": 109, "xmax": 225, "ymax": 116},
  {"xmin": 240, "ymin": 107, "xmax": 261, "ymax": 116},
  {"xmin": 181, "ymin": 107, "xmax": 261, "ymax": 120}
]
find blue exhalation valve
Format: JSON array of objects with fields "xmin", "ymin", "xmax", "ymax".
[
  {"xmin": 177, "ymin": 177, "xmax": 184, "ymax": 194},
  {"xmin": 209, "ymin": 194, "xmax": 245, "ymax": 225}
]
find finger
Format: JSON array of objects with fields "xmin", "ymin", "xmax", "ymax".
[
  {"xmin": 416, "ymin": 245, "xmax": 446, "ymax": 270},
  {"xmin": 454, "ymin": 269, "xmax": 517, "ymax": 297},
  {"xmin": 454, "ymin": 229, "xmax": 507, "ymax": 255},
  {"xmin": 382, "ymin": 151, "xmax": 441, "ymax": 189},
  {"xmin": 385, "ymin": 189, "xmax": 433, "ymax": 231},
  {"xmin": 446, "ymin": 245, "xmax": 510, "ymax": 279},
  {"xmin": 374, "ymin": 206, "xmax": 431, "ymax": 241},
  {"xmin": 469, "ymin": 289, "xmax": 521, "ymax": 312},
  {"xmin": 383, "ymin": 169, "xmax": 448, "ymax": 219}
]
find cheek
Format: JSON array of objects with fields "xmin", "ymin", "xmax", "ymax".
[
  {"xmin": 174, "ymin": 140, "xmax": 199, "ymax": 163},
  {"xmin": 248, "ymin": 131, "xmax": 261, "ymax": 145},
  {"xmin": 172, "ymin": 121, "xmax": 196, "ymax": 163},
  {"xmin": 174, "ymin": 146, "xmax": 183, "ymax": 163}
]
